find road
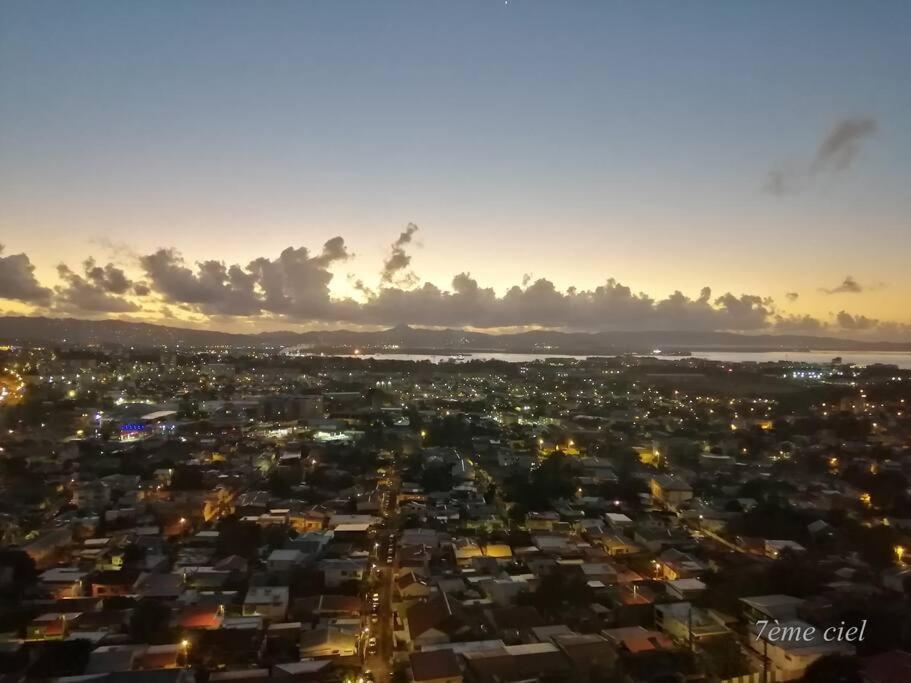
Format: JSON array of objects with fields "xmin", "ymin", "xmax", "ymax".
[{"xmin": 362, "ymin": 476, "xmax": 399, "ymax": 681}]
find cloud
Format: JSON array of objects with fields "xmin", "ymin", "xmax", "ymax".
[
  {"xmin": 352, "ymin": 277, "xmax": 777, "ymax": 332},
  {"xmin": 836, "ymin": 310, "xmax": 877, "ymax": 331},
  {"xmin": 811, "ymin": 117, "xmax": 878, "ymax": 174},
  {"xmin": 132, "ymin": 243, "xmax": 786, "ymax": 332},
  {"xmin": 785, "ymin": 292, "xmax": 799, "ymax": 302},
  {"xmin": 773, "ymin": 314, "xmax": 828, "ymax": 334},
  {"xmin": 821, "ymin": 276, "xmax": 863, "ymax": 294},
  {"xmin": 55, "ymin": 259, "xmax": 141, "ymax": 312},
  {"xmin": 4, "ymin": 235, "xmax": 911, "ymax": 341},
  {"xmin": 141, "ymin": 238, "xmax": 352, "ymax": 318},
  {"xmin": 764, "ymin": 116, "xmax": 878, "ymax": 195},
  {"xmin": 0, "ymin": 245, "xmax": 53, "ymax": 305},
  {"xmin": 380, "ymin": 223, "xmax": 420, "ymax": 286},
  {"xmin": 762, "ymin": 169, "xmax": 798, "ymax": 197}
]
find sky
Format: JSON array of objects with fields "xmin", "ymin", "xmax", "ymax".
[{"xmin": 1, "ymin": 1, "xmax": 910, "ymax": 337}]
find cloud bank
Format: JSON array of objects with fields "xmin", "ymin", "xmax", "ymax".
[{"xmin": 0, "ymin": 230, "xmax": 908, "ymax": 340}]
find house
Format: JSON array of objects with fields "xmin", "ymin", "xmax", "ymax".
[
  {"xmin": 666, "ymin": 578, "xmax": 706, "ymax": 601},
  {"xmin": 298, "ymin": 626, "xmax": 357, "ymax": 661},
  {"xmin": 272, "ymin": 660, "xmax": 333, "ymax": 680},
  {"xmin": 409, "ymin": 648, "xmax": 463, "ymax": 683},
  {"xmin": 267, "ymin": 549, "xmax": 305, "ymax": 574},
  {"xmin": 739, "ymin": 595, "xmax": 806, "ymax": 623},
  {"xmin": 579, "ymin": 562, "xmax": 618, "ymax": 585},
  {"xmin": 398, "ymin": 545, "xmax": 432, "ymax": 577},
  {"xmin": 134, "ymin": 572, "xmax": 184, "ymax": 600},
  {"xmin": 747, "ymin": 618, "xmax": 854, "ymax": 681},
  {"xmin": 552, "ymin": 633, "xmax": 614, "ymax": 681},
  {"xmin": 452, "ymin": 539, "xmax": 483, "ymax": 566},
  {"xmin": 484, "ymin": 606, "xmax": 545, "ymax": 643},
  {"xmin": 26, "ymin": 612, "xmax": 82, "ymax": 640},
  {"xmin": 464, "ymin": 642, "xmax": 572, "ymax": 682},
  {"xmin": 526, "ymin": 512, "xmax": 560, "ymax": 532},
  {"xmin": 604, "ymin": 513, "xmax": 634, "ymax": 531},
  {"xmin": 89, "ymin": 569, "xmax": 138, "ymax": 597},
  {"xmin": 177, "ymin": 604, "xmax": 225, "ymax": 630},
  {"xmin": 243, "ymin": 586, "xmax": 290, "ymax": 621},
  {"xmin": 600, "ymin": 534, "xmax": 640, "ymax": 557},
  {"xmin": 406, "ymin": 593, "xmax": 470, "ymax": 649},
  {"xmin": 395, "ymin": 571, "xmax": 433, "ymax": 601},
  {"xmin": 319, "ymin": 558, "xmax": 367, "ymax": 587},
  {"xmin": 209, "ymin": 669, "xmax": 270, "ymax": 683},
  {"xmin": 295, "ymin": 594, "xmax": 361, "ymax": 620},
  {"xmin": 765, "ymin": 539, "xmax": 807, "ymax": 559},
  {"xmin": 649, "ymin": 476, "xmax": 693, "ymax": 510},
  {"xmin": 654, "ymin": 602, "xmax": 729, "ymax": 644},
  {"xmin": 39, "ymin": 567, "xmax": 88, "ymax": 598},
  {"xmin": 602, "ymin": 626, "xmax": 675, "ymax": 653},
  {"xmin": 478, "ymin": 577, "xmax": 532, "ymax": 606},
  {"xmin": 23, "ymin": 527, "xmax": 75, "ymax": 568},
  {"xmin": 483, "ymin": 544, "xmax": 513, "ymax": 563},
  {"xmin": 656, "ymin": 549, "xmax": 706, "ymax": 581}
]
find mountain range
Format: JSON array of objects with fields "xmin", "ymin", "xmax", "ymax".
[{"xmin": 1, "ymin": 316, "xmax": 910, "ymax": 354}]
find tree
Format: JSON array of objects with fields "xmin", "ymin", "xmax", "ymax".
[
  {"xmin": 216, "ymin": 516, "xmax": 262, "ymax": 560},
  {"xmin": 504, "ymin": 452, "xmax": 576, "ymax": 511},
  {"xmin": 170, "ymin": 464, "xmax": 205, "ymax": 490},
  {"xmin": 129, "ymin": 600, "xmax": 172, "ymax": 644}
]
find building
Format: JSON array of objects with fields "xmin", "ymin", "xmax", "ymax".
[
  {"xmin": 409, "ymin": 649, "xmax": 463, "ymax": 683},
  {"xmin": 649, "ymin": 476, "xmax": 693, "ymax": 510},
  {"xmin": 747, "ymin": 619, "xmax": 854, "ymax": 681},
  {"xmin": 243, "ymin": 586, "xmax": 290, "ymax": 621}
]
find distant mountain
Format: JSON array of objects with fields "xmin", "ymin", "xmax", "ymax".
[{"xmin": 1, "ymin": 315, "xmax": 910, "ymax": 353}]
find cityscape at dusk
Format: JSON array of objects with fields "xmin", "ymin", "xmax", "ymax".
[{"xmin": 2, "ymin": 3, "xmax": 911, "ymax": 683}]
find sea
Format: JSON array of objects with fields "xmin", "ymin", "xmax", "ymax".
[{"xmin": 325, "ymin": 350, "xmax": 911, "ymax": 369}]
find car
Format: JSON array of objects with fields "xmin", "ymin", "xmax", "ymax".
[
  {"xmin": 371, "ymin": 592, "xmax": 380, "ymax": 601},
  {"xmin": 367, "ymin": 637, "xmax": 378, "ymax": 654},
  {"xmin": 370, "ymin": 613, "xmax": 379, "ymax": 624}
]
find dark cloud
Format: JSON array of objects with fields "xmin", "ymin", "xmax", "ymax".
[
  {"xmin": 131, "ymin": 241, "xmax": 789, "ymax": 331},
  {"xmin": 811, "ymin": 117, "xmax": 878, "ymax": 174},
  {"xmin": 354, "ymin": 277, "xmax": 775, "ymax": 331},
  {"xmin": 836, "ymin": 310, "xmax": 877, "ymax": 331},
  {"xmin": 773, "ymin": 314, "xmax": 828, "ymax": 334},
  {"xmin": 55, "ymin": 259, "xmax": 141, "ymax": 312},
  {"xmin": 764, "ymin": 116, "xmax": 877, "ymax": 195},
  {"xmin": 140, "ymin": 248, "xmax": 261, "ymax": 316},
  {"xmin": 380, "ymin": 223, "xmax": 419, "ymax": 286},
  {"xmin": 0, "ymin": 245, "xmax": 53, "ymax": 305},
  {"xmin": 762, "ymin": 169, "xmax": 797, "ymax": 197},
  {"xmin": 5, "ymin": 237, "xmax": 909, "ymax": 340},
  {"xmin": 785, "ymin": 292, "xmax": 799, "ymax": 301},
  {"xmin": 82, "ymin": 258, "xmax": 132, "ymax": 294},
  {"xmin": 821, "ymin": 276, "xmax": 863, "ymax": 294},
  {"xmin": 142, "ymin": 238, "xmax": 352, "ymax": 318}
]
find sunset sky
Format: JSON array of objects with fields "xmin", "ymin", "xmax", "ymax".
[{"xmin": 1, "ymin": 1, "xmax": 910, "ymax": 337}]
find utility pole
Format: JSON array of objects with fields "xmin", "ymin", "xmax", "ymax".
[{"xmin": 688, "ymin": 604, "xmax": 694, "ymax": 653}]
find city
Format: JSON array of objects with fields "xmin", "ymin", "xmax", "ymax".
[{"xmin": 0, "ymin": 345, "xmax": 909, "ymax": 682}]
